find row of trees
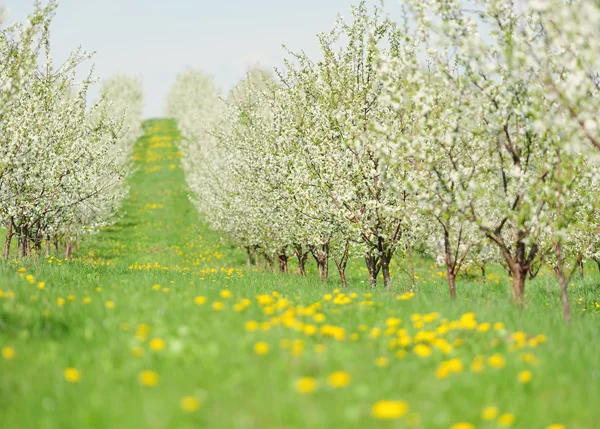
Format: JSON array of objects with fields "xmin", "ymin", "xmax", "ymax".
[
  {"xmin": 0, "ymin": 2, "xmax": 143, "ymax": 259},
  {"xmin": 168, "ymin": 0, "xmax": 600, "ymax": 320}
]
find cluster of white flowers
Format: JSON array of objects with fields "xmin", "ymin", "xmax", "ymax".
[
  {"xmin": 0, "ymin": 2, "xmax": 143, "ymax": 259},
  {"xmin": 169, "ymin": 1, "xmax": 600, "ymax": 314}
]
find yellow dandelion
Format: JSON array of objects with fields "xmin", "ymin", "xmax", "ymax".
[
  {"xmin": 244, "ymin": 320, "xmax": 259, "ymax": 332},
  {"xmin": 499, "ymin": 413, "xmax": 515, "ymax": 426},
  {"xmin": 180, "ymin": 396, "xmax": 201, "ymax": 412},
  {"xmin": 413, "ymin": 344, "xmax": 432, "ymax": 357},
  {"xmin": 518, "ymin": 370, "xmax": 532, "ymax": 384},
  {"xmin": 488, "ymin": 354, "xmax": 506, "ymax": 368},
  {"xmin": 149, "ymin": 338, "xmax": 166, "ymax": 351},
  {"xmin": 64, "ymin": 367, "xmax": 81, "ymax": 383},
  {"xmin": 105, "ymin": 300, "xmax": 115, "ymax": 309},
  {"xmin": 138, "ymin": 370, "xmax": 159, "ymax": 387},
  {"xmin": 372, "ymin": 400, "xmax": 409, "ymax": 420},
  {"xmin": 212, "ymin": 301, "xmax": 224, "ymax": 311},
  {"xmin": 375, "ymin": 356, "xmax": 390, "ymax": 367},
  {"xmin": 327, "ymin": 371, "xmax": 351, "ymax": 388},
  {"xmin": 481, "ymin": 406, "xmax": 499, "ymax": 421},
  {"xmin": 294, "ymin": 377, "xmax": 317, "ymax": 393},
  {"xmin": 450, "ymin": 423, "xmax": 475, "ymax": 429},
  {"xmin": 2, "ymin": 346, "xmax": 15, "ymax": 360},
  {"xmin": 220, "ymin": 289, "xmax": 231, "ymax": 299},
  {"xmin": 254, "ymin": 341, "xmax": 269, "ymax": 355},
  {"xmin": 37, "ymin": 281, "xmax": 45, "ymax": 290},
  {"xmin": 546, "ymin": 425, "xmax": 566, "ymax": 429}
]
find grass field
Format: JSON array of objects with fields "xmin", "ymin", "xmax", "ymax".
[{"xmin": 1, "ymin": 119, "xmax": 599, "ymax": 429}]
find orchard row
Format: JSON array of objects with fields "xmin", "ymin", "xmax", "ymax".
[
  {"xmin": 168, "ymin": 0, "xmax": 600, "ymax": 321},
  {"xmin": 0, "ymin": 1, "xmax": 143, "ymax": 259}
]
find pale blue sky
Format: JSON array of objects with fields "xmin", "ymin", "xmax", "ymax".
[{"xmin": 2, "ymin": 0, "xmax": 403, "ymax": 118}]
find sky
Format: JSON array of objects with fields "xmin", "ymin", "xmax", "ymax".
[{"xmin": 2, "ymin": 0, "xmax": 403, "ymax": 118}]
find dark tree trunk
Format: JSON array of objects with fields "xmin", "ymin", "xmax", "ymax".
[
  {"xmin": 381, "ymin": 252, "xmax": 392, "ymax": 289},
  {"xmin": 365, "ymin": 252, "xmax": 381, "ymax": 288},
  {"xmin": 33, "ymin": 233, "xmax": 42, "ymax": 255},
  {"xmin": 576, "ymin": 253, "xmax": 584, "ymax": 278},
  {"xmin": 246, "ymin": 247, "xmax": 252, "ymax": 268},
  {"xmin": 262, "ymin": 251, "xmax": 274, "ymax": 272},
  {"xmin": 253, "ymin": 246, "xmax": 260, "ymax": 268},
  {"xmin": 310, "ymin": 243, "xmax": 329, "ymax": 282},
  {"xmin": 294, "ymin": 245, "xmax": 309, "ymax": 276},
  {"xmin": 278, "ymin": 249, "xmax": 288, "ymax": 274},
  {"xmin": 480, "ymin": 265, "xmax": 486, "ymax": 280},
  {"xmin": 595, "ymin": 257, "xmax": 600, "ymax": 273},
  {"xmin": 45, "ymin": 235, "xmax": 50, "ymax": 257},
  {"xmin": 3, "ymin": 217, "xmax": 14, "ymax": 261},
  {"xmin": 53, "ymin": 235, "xmax": 59, "ymax": 256},
  {"xmin": 332, "ymin": 239, "xmax": 350, "ymax": 288}
]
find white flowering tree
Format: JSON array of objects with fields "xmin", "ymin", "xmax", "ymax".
[{"xmin": 0, "ymin": 2, "xmax": 142, "ymax": 259}]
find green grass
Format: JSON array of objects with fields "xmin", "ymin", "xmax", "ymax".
[{"xmin": 1, "ymin": 119, "xmax": 599, "ymax": 429}]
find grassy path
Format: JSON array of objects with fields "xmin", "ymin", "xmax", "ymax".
[{"xmin": 1, "ymin": 120, "xmax": 599, "ymax": 429}]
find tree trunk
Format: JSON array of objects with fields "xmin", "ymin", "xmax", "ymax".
[
  {"xmin": 576, "ymin": 253, "xmax": 584, "ymax": 278},
  {"xmin": 65, "ymin": 241, "xmax": 72, "ymax": 259},
  {"xmin": 447, "ymin": 269, "xmax": 456, "ymax": 299},
  {"xmin": 294, "ymin": 245, "xmax": 309, "ymax": 276},
  {"xmin": 480, "ymin": 265, "xmax": 486, "ymax": 280},
  {"xmin": 365, "ymin": 252, "xmax": 381, "ymax": 288},
  {"xmin": 53, "ymin": 235, "xmax": 59, "ymax": 256},
  {"xmin": 246, "ymin": 247, "xmax": 252, "ymax": 268},
  {"xmin": 45, "ymin": 235, "xmax": 50, "ymax": 257},
  {"xmin": 3, "ymin": 217, "xmax": 14, "ymax": 261},
  {"xmin": 510, "ymin": 267, "xmax": 527, "ymax": 305},
  {"xmin": 381, "ymin": 252, "xmax": 392, "ymax": 289},
  {"xmin": 18, "ymin": 225, "xmax": 27, "ymax": 258},
  {"xmin": 407, "ymin": 244, "xmax": 415, "ymax": 293},
  {"xmin": 278, "ymin": 249, "xmax": 288, "ymax": 274},
  {"xmin": 262, "ymin": 252, "xmax": 274, "ymax": 272},
  {"xmin": 310, "ymin": 244, "xmax": 329, "ymax": 282},
  {"xmin": 33, "ymin": 233, "xmax": 42, "ymax": 256},
  {"xmin": 332, "ymin": 239, "xmax": 350, "ymax": 288},
  {"xmin": 595, "ymin": 258, "xmax": 600, "ymax": 273},
  {"xmin": 554, "ymin": 242, "xmax": 571, "ymax": 324},
  {"xmin": 18, "ymin": 234, "xmax": 25, "ymax": 258}
]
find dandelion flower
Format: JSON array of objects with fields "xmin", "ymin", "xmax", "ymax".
[
  {"xmin": 481, "ymin": 406, "xmax": 499, "ymax": 421},
  {"xmin": 180, "ymin": 396, "xmax": 201, "ymax": 412},
  {"xmin": 327, "ymin": 371, "xmax": 351, "ymax": 388},
  {"xmin": 64, "ymin": 367, "xmax": 81, "ymax": 383},
  {"xmin": 2, "ymin": 346, "xmax": 15, "ymax": 360},
  {"xmin": 518, "ymin": 370, "xmax": 532, "ymax": 384},
  {"xmin": 372, "ymin": 400, "xmax": 409, "ymax": 420},
  {"xmin": 488, "ymin": 354, "xmax": 506, "ymax": 368},
  {"xmin": 450, "ymin": 423, "xmax": 475, "ymax": 429},
  {"xmin": 149, "ymin": 338, "xmax": 166, "ymax": 351},
  {"xmin": 294, "ymin": 377, "xmax": 317, "ymax": 393},
  {"xmin": 413, "ymin": 344, "xmax": 432, "ymax": 357},
  {"xmin": 499, "ymin": 413, "xmax": 515, "ymax": 426},
  {"xmin": 254, "ymin": 341, "xmax": 269, "ymax": 355},
  {"xmin": 138, "ymin": 370, "xmax": 159, "ymax": 387}
]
